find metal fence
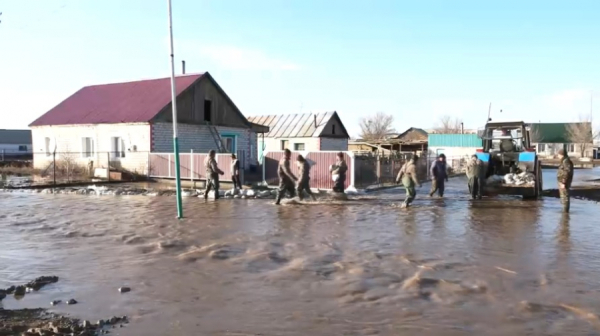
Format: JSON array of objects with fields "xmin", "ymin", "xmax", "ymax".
[
  {"xmin": 148, "ymin": 150, "xmax": 247, "ymax": 185},
  {"xmin": 261, "ymin": 151, "xmax": 470, "ymax": 191},
  {"xmin": 3, "ymin": 149, "xmax": 470, "ymax": 190},
  {"xmin": 1, "ymin": 150, "xmax": 150, "ymax": 187}
]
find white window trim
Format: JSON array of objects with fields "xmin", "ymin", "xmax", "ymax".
[
  {"xmin": 293, "ymin": 143, "xmax": 306, "ymax": 151},
  {"xmin": 81, "ymin": 137, "xmax": 95, "ymax": 158},
  {"xmin": 110, "ymin": 136, "xmax": 126, "ymax": 160}
]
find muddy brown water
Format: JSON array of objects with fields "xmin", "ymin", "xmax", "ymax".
[{"xmin": 1, "ymin": 173, "xmax": 599, "ymax": 335}]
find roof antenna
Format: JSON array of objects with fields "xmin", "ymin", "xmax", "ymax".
[{"xmin": 182, "ymin": 60, "xmax": 186, "ymax": 75}]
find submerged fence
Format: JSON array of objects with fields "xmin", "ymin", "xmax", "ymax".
[{"xmin": 14, "ymin": 149, "xmax": 468, "ymax": 190}]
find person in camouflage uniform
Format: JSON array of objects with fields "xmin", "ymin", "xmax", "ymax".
[
  {"xmin": 466, "ymin": 155, "xmax": 484, "ymax": 200},
  {"xmin": 296, "ymin": 155, "xmax": 317, "ymax": 201},
  {"xmin": 556, "ymin": 149, "xmax": 574, "ymax": 213},
  {"xmin": 395, "ymin": 154, "xmax": 422, "ymax": 208},
  {"xmin": 275, "ymin": 149, "xmax": 298, "ymax": 205},
  {"xmin": 204, "ymin": 150, "xmax": 224, "ymax": 199}
]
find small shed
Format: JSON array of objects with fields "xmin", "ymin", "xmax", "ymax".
[{"xmin": 247, "ymin": 111, "xmax": 350, "ymax": 157}]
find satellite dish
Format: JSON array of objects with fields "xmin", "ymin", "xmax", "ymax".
[{"xmin": 120, "ymin": 132, "xmax": 133, "ymax": 152}]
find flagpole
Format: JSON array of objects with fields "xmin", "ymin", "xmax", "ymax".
[{"xmin": 168, "ymin": 0, "xmax": 183, "ymax": 218}]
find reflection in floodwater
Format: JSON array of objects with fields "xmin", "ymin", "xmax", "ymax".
[{"xmin": 1, "ymin": 175, "xmax": 599, "ymax": 335}]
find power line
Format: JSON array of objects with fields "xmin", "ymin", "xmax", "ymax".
[{"xmin": 2, "ymin": 1, "xmax": 73, "ymax": 31}]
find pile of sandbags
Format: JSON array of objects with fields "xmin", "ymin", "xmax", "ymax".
[{"xmin": 486, "ymin": 172, "xmax": 535, "ymax": 187}]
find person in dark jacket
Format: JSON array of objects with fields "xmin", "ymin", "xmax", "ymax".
[
  {"xmin": 429, "ymin": 154, "xmax": 448, "ymax": 197},
  {"xmin": 556, "ymin": 149, "xmax": 574, "ymax": 213},
  {"xmin": 331, "ymin": 152, "xmax": 348, "ymax": 193},
  {"xmin": 296, "ymin": 155, "xmax": 317, "ymax": 201},
  {"xmin": 231, "ymin": 153, "xmax": 241, "ymax": 190},
  {"xmin": 275, "ymin": 149, "xmax": 298, "ymax": 205},
  {"xmin": 204, "ymin": 150, "xmax": 224, "ymax": 199}
]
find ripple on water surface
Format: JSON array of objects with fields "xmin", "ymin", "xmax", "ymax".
[{"xmin": 0, "ymin": 178, "xmax": 599, "ymax": 335}]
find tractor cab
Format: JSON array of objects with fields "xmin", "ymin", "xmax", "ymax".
[{"xmin": 476, "ymin": 121, "xmax": 542, "ymax": 199}]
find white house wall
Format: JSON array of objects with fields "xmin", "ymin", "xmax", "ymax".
[
  {"xmin": 151, "ymin": 122, "xmax": 255, "ymax": 168},
  {"xmin": 319, "ymin": 137, "xmax": 348, "ymax": 151},
  {"xmin": 261, "ymin": 137, "xmax": 321, "ymax": 153},
  {"xmin": 533, "ymin": 142, "xmax": 594, "ymax": 158},
  {"xmin": 31, "ymin": 123, "xmax": 151, "ymax": 173}
]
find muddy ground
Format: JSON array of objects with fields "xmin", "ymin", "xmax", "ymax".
[{"xmin": 1, "ymin": 276, "xmax": 128, "ymax": 336}]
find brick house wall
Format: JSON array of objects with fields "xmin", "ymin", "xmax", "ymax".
[{"xmin": 151, "ymin": 122, "xmax": 255, "ymax": 169}]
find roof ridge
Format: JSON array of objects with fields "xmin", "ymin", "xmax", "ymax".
[{"xmin": 83, "ymin": 73, "xmax": 205, "ymax": 88}]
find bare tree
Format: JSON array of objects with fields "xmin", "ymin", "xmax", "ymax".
[
  {"xmin": 359, "ymin": 112, "xmax": 396, "ymax": 141},
  {"xmin": 565, "ymin": 115, "xmax": 595, "ymax": 158},
  {"xmin": 434, "ymin": 115, "xmax": 463, "ymax": 134}
]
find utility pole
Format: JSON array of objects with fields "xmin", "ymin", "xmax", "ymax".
[{"xmin": 167, "ymin": 0, "xmax": 183, "ymax": 218}]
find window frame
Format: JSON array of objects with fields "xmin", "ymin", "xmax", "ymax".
[
  {"xmin": 220, "ymin": 134, "xmax": 237, "ymax": 154},
  {"xmin": 294, "ymin": 143, "xmax": 305, "ymax": 151},
  {"xmin": 110, "ymin": 136, "xmax": 126, "ymax": 159},
  {"xmin": 81, "ymin": 137, "xmax": 95, "ymax": 158},
  {"xmin": 280, "ymin": 140, "xmax": 289, "ymax": 150}
]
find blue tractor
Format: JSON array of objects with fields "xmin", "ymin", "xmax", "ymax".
[{"xmin": 475, "ymin": 121, "xmax": 543, "ymax": 199}]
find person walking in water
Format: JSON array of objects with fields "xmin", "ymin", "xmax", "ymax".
[
  {"xmin": 330, "ymin": 152, "xmax": 348, "ymax": 193},
  {"xmin": 557, "ymin": 149, "xmax": 574, "ymax": 213},
  {"xmin": 231, "ymin": 153, "xmax": 241, "ymax": 190},
  {"xmin": 296, "ymin": 155, "xmax": 317, "ymax": 201},
  {"xmin": 429, "ymin": 153, "xmax": 448, "ymax": 198},
  {"xmin": 466, "ymin": 154, "xmax": 483, "ymax": 200},
  {"xmin": 396, "ymin": 154, "xmax": 422, "ymax": 208},
  {"xmin": 204, "ymin": 150, "xmax": 224, "ymax": 199},
  {"xmin": 275, "ymin": 149, "xmax": 298, "ymax": 205}
]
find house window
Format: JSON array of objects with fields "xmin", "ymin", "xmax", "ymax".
[
  {"xmin": 203, "ymin": 100, "xmax": 212, "ymax": 122},
  {"xmin": 18, "ymin": 145, "xmax": 27, "ymax": 152},
  {"xmin": 568, "ymin": 144, "xmax": 575, "ymax": 153},
  {"xmin": 45, "ymin": 137, "xmax": 51, "ymax": 156},
  {"xmin": 332, "ymin": 125, "xmax": 336, "ymax": 135},
  {"xmin": 111, "ymin": 137, "xmax": 125, "ymax": 158},
  {"xmin": 221, "ymin": 135, "xmax": 236, "ymax": 153},
  {"xmin": 81, "ymin": 137, "xmax": 94, "ymax": 158},
  {"xmin": 280, "ymin": 140, "xmax": 289, "ymax": 150},
  {"xmin": 538, "ymin": 144, "xmax": 545, "ymax": 152},
  {"xmin": 294, "ymin": 143, "xmax": 305, "ymax": 151}
]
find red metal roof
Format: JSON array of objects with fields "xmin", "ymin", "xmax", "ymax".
[{"xmin": 29, "ymin": 74, "xmax": 204, "ymax": 126}]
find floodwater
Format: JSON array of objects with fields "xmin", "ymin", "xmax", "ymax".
[{"xmin": 1, "ymin": 172, "xmax": 599, "ymax": 335}]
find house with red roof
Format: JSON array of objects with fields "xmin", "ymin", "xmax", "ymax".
[{"xmin": 29, "ymin": 72, "xmax": 268, "ymax": 174}]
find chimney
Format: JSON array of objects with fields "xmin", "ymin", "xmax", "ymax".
[{"xmin": 182, "ymin": 60, "xmax": 186, "ymax": 74}]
